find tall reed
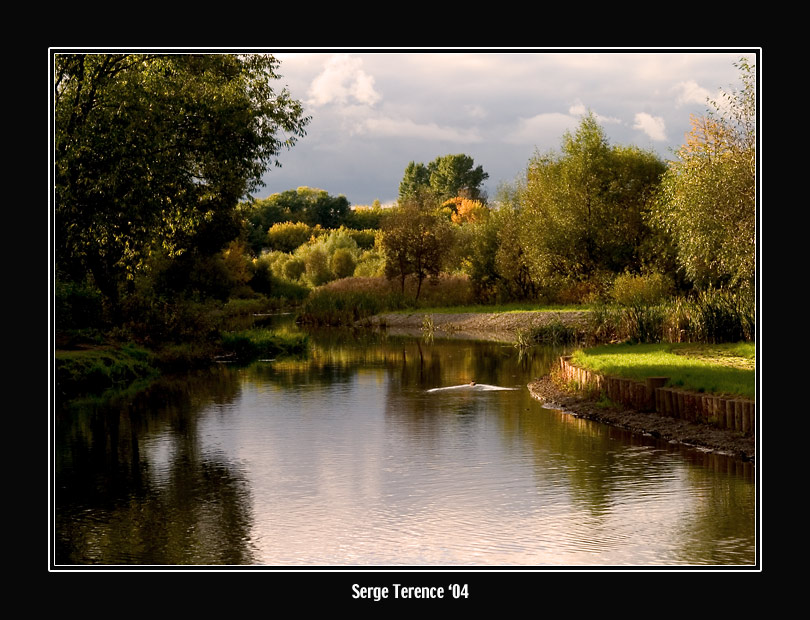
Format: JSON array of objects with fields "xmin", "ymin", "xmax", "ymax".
[{"xmin": 586, "ymin": 289, "xmax": 754, "ymax": 345}]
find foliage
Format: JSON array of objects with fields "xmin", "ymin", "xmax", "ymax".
[
  {"xmin": 220, "ymin": 328, "xmax": 308, "ymax": 361},
  {"xmin": 55, "ymin": 53, "xmax": 310, "ymax": 310},
  {"xmin": 380, "ymin": 193, "xmax": 456, "ymax": 300},
  {"xmin": 652, "ymin": 58, "xmax": 756, "ymax": 292},
  {"xmin": 586, "ymin": 287, "xmax": 754, "ymax": 345},
  {"xmin": 346, "ymin": 202, "xmax": 387, "ymax": 230},
  {"xmin": 444, "ymin": 196, "xmax": 488, "ymax": 224},
  {"xmin": 298, "ymin": 287, "xmax": 406, "ymax": 326},
  {"xmin": 520, "ymin": 317, "xmax": 582, "ymax": 346},
  {"xmin": 610, "ymin": 272, "xmax": 674, "ymax": 307},
  {"xmin": 55, "ymin": 344, "xmax": 158, "ymax": 401},
  {"xmin": 56, "ymin": 279, "xmax": 106, "ymax": 331},
  {"xmin": 399, "ymin": 154, "xmax": 489, "ymax": 203},
  {"xmin": 300, "ymin": 275, "xmax": 475, "ymax": 323},
  {"xmin": 266, "ymin": 221, "xmax": 318, "ymax": 253},
  {"xmin": 330, "ymin": 248, "xmax": 357, "ymax": 279},
  {"xmin": 517, "ymin": 113, "xmax": 667, "ymax": 293}
]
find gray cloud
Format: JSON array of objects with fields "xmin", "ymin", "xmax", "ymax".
[{"xmin": 262, "ymin": 50, "xmax": 750, "ymax": 206}]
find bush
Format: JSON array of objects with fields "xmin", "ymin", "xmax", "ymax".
[
  {"xmin": 221, "ymin": 328, "xmax": 308, "ymax": 361},
  {"xmin": 330, "ymin": 248, "xmax": 357, "ymax": 279},
  {"xmin": 586, "ymin": 288, "xmax": 754, "ymax": 345},
  {"xmin": 56, "ymin": 280, "xmax": 106, "ymax": 330},
  {"xmin": 611, "ymin": 272, "xmax": 673, "ymax": 307},
  {"xmin": 298, "ymin": 281, "xmax": 408, "ymax": 326},
  {"xmin": 266, "ymin": 221, "xmax": 315, "ymax": 253},
  {"xmin": 55, "ymin": 344, "xmax": 158, "ymax": 401}
]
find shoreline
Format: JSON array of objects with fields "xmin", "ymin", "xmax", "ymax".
[
  {"xmin": 365, "ymin": 310, "xmax": 589, "ymax": 341},
  {"xmin": 527, "ymin": 375, "xmax": 755, "ymax": 463},
  {"xmin": 365, "ymin": 310, "xmax": 755, "ymax": 462}
]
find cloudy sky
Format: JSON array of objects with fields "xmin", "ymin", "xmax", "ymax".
[{"xmin": 258, "ymin": 49, "xmax": 756, "ymax": 206}]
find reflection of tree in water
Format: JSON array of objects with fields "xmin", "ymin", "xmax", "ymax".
[
  {"xmin": 671, "ymin": 454, "xmax": 755, "ymax": 564},
  {"xmin": 56, "ymin": 368, "xmax": 256, "ymax": 564}
]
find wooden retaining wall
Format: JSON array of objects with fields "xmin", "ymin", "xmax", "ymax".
[{"xmin": 558, "ymin": 356, "xmax": 755, "ymax": 437}]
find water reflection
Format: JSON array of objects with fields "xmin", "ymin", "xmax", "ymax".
[
  {"xmin": 55, "ymin": 369, "xmax": 256, "ymax": 564},
  {"xmin": 54, "ymin": 327, "xmax": 755, "ymax": 566}
]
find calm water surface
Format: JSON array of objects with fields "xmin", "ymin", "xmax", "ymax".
[{"xmin": 55, "ymin": 327, "xmax": 756, "ymax": 566}]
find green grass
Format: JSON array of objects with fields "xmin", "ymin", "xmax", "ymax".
[
  {"xmin": 391, "ymin": 302, "xmax": 591, "ymax": 314},
  {"xmin": 221, "ymin": 328, "xmax": 309, "ymax": 361},
  {"xmin": 571, "ymin": 342, "xmax": 755, "ymax": 399},
  {"xmin": 55, "ymin": 344, "xmax": 159, "ymax": 401}
]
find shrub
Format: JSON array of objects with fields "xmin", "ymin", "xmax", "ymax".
[
  {"xmin": 330, "ymin": 248, "xmax": 357, "ymax": 279},
  {"xmin": 55, "ymin": 344, "xmax": 158, "ymax": 401},
  {"xmin": 221, "ymin": 328, "xmax": 308, "ymax": 361},
  {"xmin": 586, "ymin": 288, "xmax": 754, "ymax": 345},
  {"xmin": 266, "ymin": 221, "xmax": 315, "ymax": 253},
  {"xmin": 299, "ymin": 287, "xmax": 404, "ymax": 326},
  {"xmin": 283, "ymin": 257, "xmax": 306, "ymax": 281},
  {"xmin": 56, "ymin": 279, "xmax": 106, "ymax": 330},
  {"xmin": 610, "ymin": 272, "xmax": 673, "ymax": 307}
]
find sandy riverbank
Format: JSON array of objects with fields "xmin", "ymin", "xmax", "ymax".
[{"xmin": 365, "ymin": 310, "xmax": 590, "ymax": 341}]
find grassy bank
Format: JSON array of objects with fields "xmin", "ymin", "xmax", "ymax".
[
  {"xmin": 55, "ymin": 344, "xmax": 160, "ymax": 402},
  {"xmin": 56, "ymin": 328, "xmax": 308, "ymax": 403},
  {"xmin": 571, "ymin": 342, "xmax": 755, "ymax": 399}
]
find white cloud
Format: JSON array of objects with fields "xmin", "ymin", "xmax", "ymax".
[
  {"xmin": 568, "ymin": 99, "xmax": 621, "ymax": 125},
  {"xmin": 308, "ymin": 54, "xmax": 381, "ymax": 107},
  {"xmin": 633, "ymin": 113, "xmax": 667, "ymax": 141},
  {"xmin": 569, "ymin": 100, "xmax": 587, "ymax": 116},
  {"xmin": 674, "ymin": 80, "xmax": 711, "ymax": 107}
]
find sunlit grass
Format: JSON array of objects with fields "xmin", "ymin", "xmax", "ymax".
[{"xmin": 571, "ymin": 342, "xmax": 755, "ymax": 399}]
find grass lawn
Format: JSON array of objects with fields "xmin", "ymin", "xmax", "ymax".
[{"xmin": 571, "ymin": 342, "xmax": 755, "ymax": 399}]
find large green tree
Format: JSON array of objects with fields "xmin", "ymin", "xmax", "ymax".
[
  {"xmin": 518, "ymin": 113, "xmax": 666, "ymax": 293},
  {"xmin": 398, "ymin": 154, "xmax": 489, "ymax": 203},
  {"xmin": 55, "ymin": 53, "xmax": 310, "ymax": 310},
  {"xmin": 653, "ymin": 58, "xmax": 756, "ymax": 291}
]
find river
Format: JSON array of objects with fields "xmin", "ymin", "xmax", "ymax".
[{"xmin": 54, "ymin": 326, "xmax": 756, "ymax": 567}]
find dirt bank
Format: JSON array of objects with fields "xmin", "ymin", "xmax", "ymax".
[
  {"xmin": 528, "ymin": 375, "xmax": 756, "ymax": 463},
  {"xmin": 366, "ymin": 310, "xmax": 590, "ymax": 341}
]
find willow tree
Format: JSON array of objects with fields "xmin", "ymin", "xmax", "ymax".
[
  {"xmin": 55, "ymin": 53, "xmax": 310, "ymax": 311},
  {"xmin": 653, "ymin": 58, "xmax": 756, "ymax": 292}
]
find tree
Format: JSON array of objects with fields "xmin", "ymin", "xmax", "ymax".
[
  {"xmin": 518, "ymin": 113, "xmax": 666, "ymax": 294},
  {"xmin": 243, "ymin": 187, "xmax": 349, "ymax": 247},
  {"xmin": 55, "ymin": 53, "xmax": 310, "ymax": 311},
  {"xmin": 653, "ymin": 58, "xmax": 756, "ymax": 291},
  {"xmin": 380, "ymin": 193, "xmax": 455, "ymax": 300},
  {"xmin": 398, "ymin": 154, "xmax": 489, "ymax": 203}
]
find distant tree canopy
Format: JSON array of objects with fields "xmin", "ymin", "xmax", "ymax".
[
  {"xmin": 653, "ymin": 58, "xmax": 756, "ymax": 292},
  {"xmin": 242, "ymin": 186, "xmax": 350, "ymax": 253},
  {"xmin": 55, "ymin": 53, "xmax": 310, "ymax": 309},
  {"xmin": 399, "ymin": 154, "xmax": 489, "ymax": 203}
]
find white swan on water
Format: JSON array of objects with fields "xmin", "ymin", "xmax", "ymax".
[{"xmin": 426, "ymin": 381, "xmax": 519, "ymax": 393}]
